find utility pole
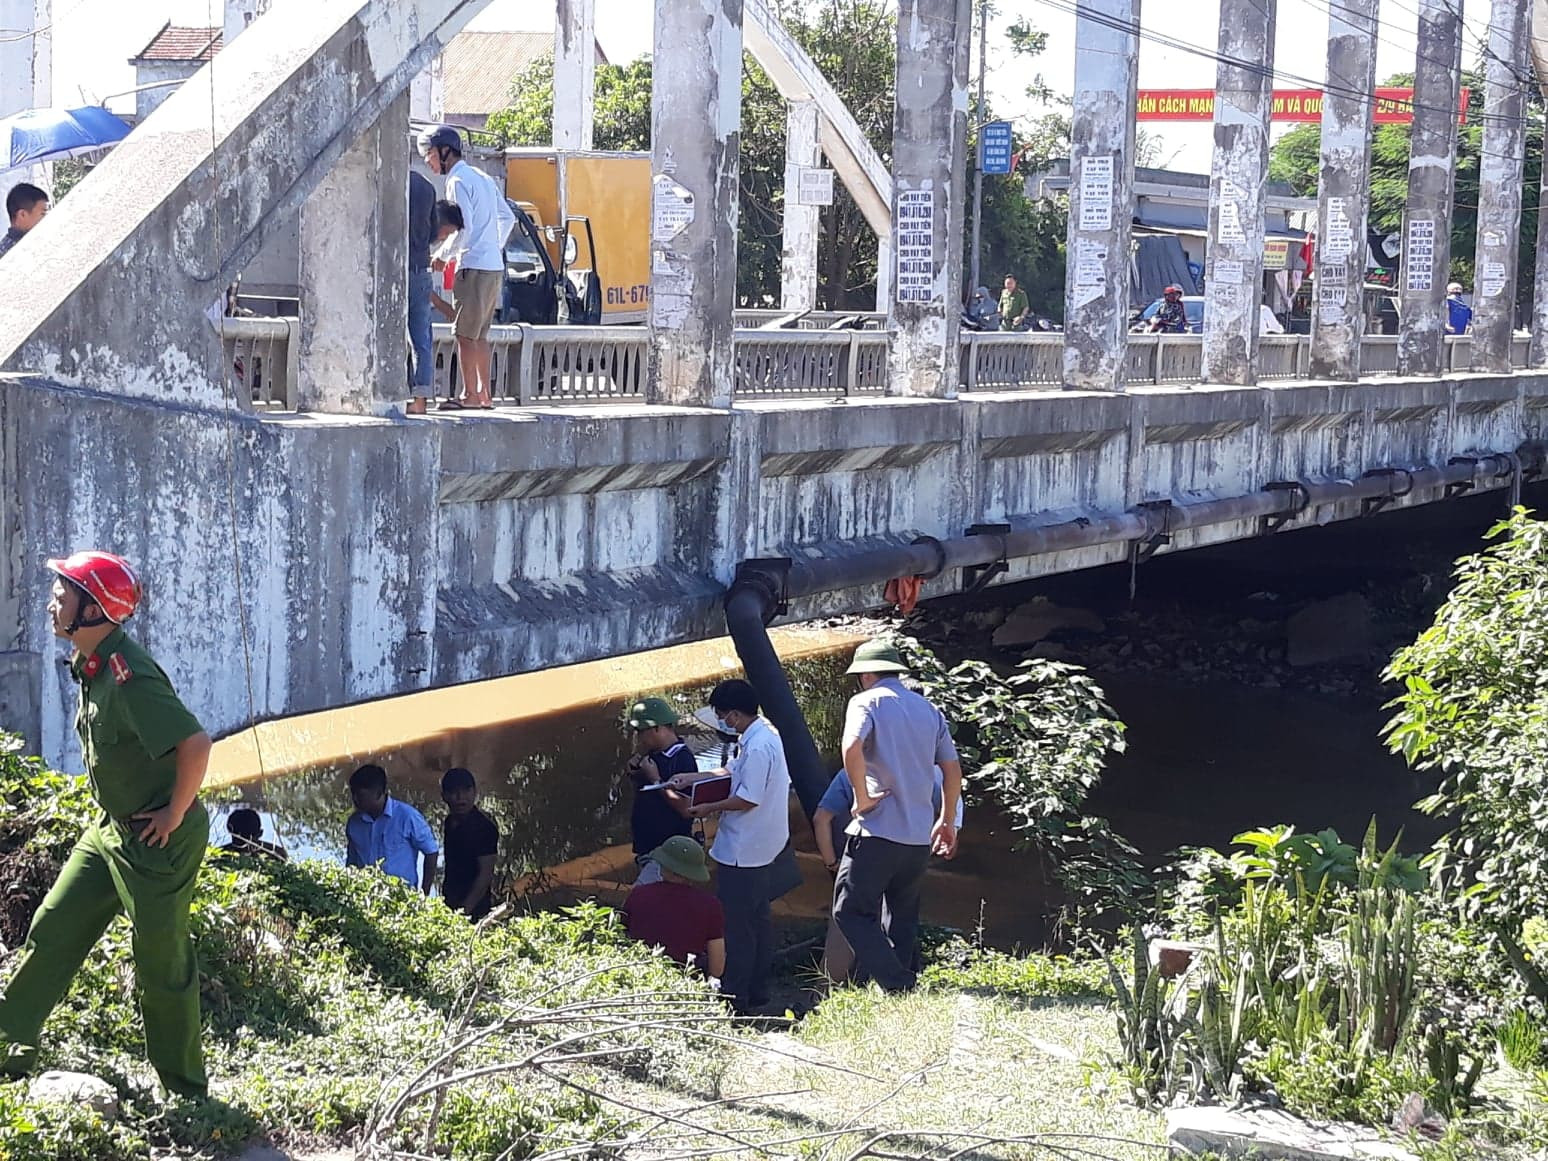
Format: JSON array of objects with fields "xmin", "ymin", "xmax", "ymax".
[{"xmin": 969, "ymin": 0, "xmax": 988, "ymax": 297}]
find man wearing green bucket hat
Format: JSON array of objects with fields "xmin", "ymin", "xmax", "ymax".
[
  {"xmin": 623, "ymin": 835, "xmax": 727, "ymax": 977},
  {"xmin": 624, "ymin": 696, "xmax": 699, "ymax": 885},
  {"xmin": 833, "ymin": 638, "xmax": 962, "ymax": 992}
]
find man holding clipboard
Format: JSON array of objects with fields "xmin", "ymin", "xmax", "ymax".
[{"xmin": 668, "ymin": 679, "xmax": 790, "ymax": 1015}]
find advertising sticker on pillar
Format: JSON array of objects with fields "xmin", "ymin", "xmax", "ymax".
[
  {"xmin": 1404, "ymin": 219, "xmax": 1435, "ymax": 293},
  {"xmin": 652, "ymin": 175, "xmax": 695, "ymax": 243},
  {"xmin": 796, "ymin": 167, "xmax": 835, "ymax": 206},
  {"xmin": 1078, "ymin": 156, "xmax": 1115, "ymax": 232},
  {"xmin": 896, "ymin": 188, "xmax": 937, "ymax": 304}
]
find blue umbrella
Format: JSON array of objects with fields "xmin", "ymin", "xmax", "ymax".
[{"xmin": 0, "ymin": 106, "xmax": 132, "ymax": 168}]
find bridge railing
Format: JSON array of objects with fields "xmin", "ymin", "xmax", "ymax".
[
  {"xmin": 225, "ymin": 320, "xmax": 1538, "ymax": 411},
  {"xmin": 734, "ymin": 309, "xmax": 889, "ymax": 330},
  {"xmin": 220, "ymin": 316, "xmax": 298, "ymax": 410}
]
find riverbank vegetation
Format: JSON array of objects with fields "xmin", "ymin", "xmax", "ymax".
[{"xmin": 2, "ymin": 513, "xmax": 1548, "ymax": 1157}]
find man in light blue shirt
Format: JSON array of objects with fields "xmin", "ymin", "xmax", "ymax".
[
  {"xmin": 345, "ymin": 764, "xmax": 440, "ymax": 892},
  {"xmin": 833, "ymin": 639, "xmax": 962, "ymax": 992},
  {"xmin": 420, "ymin": 126, "xmax": 515, "ymax": 411}
]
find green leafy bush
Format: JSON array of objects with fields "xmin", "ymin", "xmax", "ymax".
[
  {"xmin": 919, "ymin": 938, "xmax": 1110, "ymax": 1002},
  {"xmin": 895, "ymin": 637, "xmax": 1147, "ymax": 923},
  {"xmin": 1384, "ymin": 510, "xmax": 1548, "ymax": 1000}
]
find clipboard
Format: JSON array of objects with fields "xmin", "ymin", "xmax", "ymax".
[{"xmin": 689, "ymin": 774, "xmax": 733, "ymax": 807}]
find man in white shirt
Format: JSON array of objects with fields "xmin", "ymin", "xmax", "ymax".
[
  {"xmin": 670, "ymin": 679, "xmax": 791, "ymax": 1014},
  {"xmin": 1258, "ymin": 303, "xmax": 1285, "ymax": 335},
  {"xmin": 420, "ymin": 127, "xmax": 515, "ymax": 412}
]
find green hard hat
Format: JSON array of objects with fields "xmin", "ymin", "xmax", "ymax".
[
  {"xmin": 627, "ymin": 696, "xmax": 680, "ymax": 730},
  {"xmin": 845, "ymin": 638, "xmax": 910, "ymax": 675},
  {"xmin": 649, "ymin": 835, "xmax": 710, "ymax": 882}
]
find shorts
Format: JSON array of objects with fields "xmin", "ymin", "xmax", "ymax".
[{"xmin": 453, "ymin": 268, "xmax": 502, "ymax": 340}]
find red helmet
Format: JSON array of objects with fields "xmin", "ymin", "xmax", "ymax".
[
  {"xmin": 1164, "ymin": 285, "xmax": 1183, "ymax": 297},
  {"xmin": 46, "ymin": 551, "xmax": 142, "ymax": 623}
]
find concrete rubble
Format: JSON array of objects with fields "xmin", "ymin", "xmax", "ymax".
[
  {"xmin": 990, "ymin": 598, "xmax": 1106, "ymax": 648},
  {"xmin": 1286, "ymin": 594, "xmax": 1374, "ymax": 668},
  {"xmin": 1167, "ymin": 1105, "xmax": 1419, "ymax": 1160},
  {"xmin": 27, "ymin": 1070, "xmax": 118, "ymax": 1120}
]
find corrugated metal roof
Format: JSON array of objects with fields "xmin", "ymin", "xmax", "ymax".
[
  {"xmin": 441, "ymin": 30, "xmax": 607, "ymax": 118},
  {"xmin": 131, "ymin": 22, "xmax": 223, "ymax": 63}
]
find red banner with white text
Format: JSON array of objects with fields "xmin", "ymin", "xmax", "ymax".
[{"xmin": 1135, "ymin": 87, "xmax": 1469, "ymax": 125}]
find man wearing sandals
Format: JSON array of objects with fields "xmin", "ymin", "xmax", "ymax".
[{"xmin": 420, "ymin": 126, "xmax": 515, "ymax": 411}]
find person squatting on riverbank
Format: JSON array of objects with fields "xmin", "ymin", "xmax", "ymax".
[
  {"xmin": 0, "ymin": 552, "xmax": 213, "ymax": 1098},
  {"xmin": 625, "ymin": 697, "xmax": 699, "ymax": 886},
  {"xmin": 669, "ymin": 680, "xmax": 791, "ymax": 1015},
  {"xmin": 345, "ymin": 764, "xmax": 440, "ymax": 893},
  {"xmin": 832, "ymin": 640, "xmax": 962, "ymax": 993},
  {"xmin": 624, "ymin": 835, "xmax": 727, "ymax": 978},
  {"xmin": 440, "ymin": 767, "xmax": 500, "ymax": 920},
  {"xmin": 221, "ymin": 807, "xmax": 287, "ymax": 861}
]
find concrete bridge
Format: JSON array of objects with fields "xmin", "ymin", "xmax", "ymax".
[{"xmin": 2, "ymin": 0, "xmax": 1547, "ymax": 770}]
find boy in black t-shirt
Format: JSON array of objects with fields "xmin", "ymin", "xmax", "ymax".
[
  {"xmin": 440, "ymin": 767, "xmax": 500, "ymax": 919},
  {"xmin": 625, "ymin": 697, "xmax": 700, "ymax": 884}
]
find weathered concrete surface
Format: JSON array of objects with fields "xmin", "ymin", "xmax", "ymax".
[
  {"xmin": 4, "ymin": 367, "xmax": 1544, "ymax": 771},
  {"xmin": 780, "ymin": 99, "xmax": 821, "ymax": 312},
  {"xmin": 1399, "ymin": 0, "xmax": 1465, "ymax": 377},
  {"xmin": 0, "ymin": 0, "xmax": 485, "ymax": 404},
  {"xmin": 648, "ymin": 0, "xmax": 744, "ymax": 408},
  {"xmin": 1202, "ymin": 0, "xmax": 1277, "ymax": 386},
  {"xmin": 1168, "ymin": 1105, "xmax": 1418, "ymax": 1160},
  {"xmin": 297, "ymin": 92, "xmax": 409, "ymax": 415},
  {"xmin": 553, "ymin": 0, "xmax": 596, "ymax": 151},
  {"xmin": 1474, "ymin": 0, "xmax": 1532, "ymax": 372},
  {"xmin": 1310, "ymin": 0, "xmax": 1379, "ymax": 381},
  {"xmin": 889, "ymin": 0, "xmax": 972, "ymax": 398},
  {"xmin": 1062, "ymin": 0, "xmax": 1138, "ymax": 393}
]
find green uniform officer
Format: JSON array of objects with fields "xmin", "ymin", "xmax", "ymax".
[{"xmin": 0, "ymin": 551, "xmax": 213, "ymax": 1098}]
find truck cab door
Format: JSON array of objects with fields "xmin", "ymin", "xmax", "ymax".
[
  {"xmin": 559, "ymin": 217, "xmax": 603, "ymax": 326},
  {"xmin": 498, "ymin": 200, "xmax": 560, "ymax": 326}
]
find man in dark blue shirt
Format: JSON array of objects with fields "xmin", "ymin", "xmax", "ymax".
[
  {"xmin": 408, "ymin": 170, "xmax": 438, "ymax": 400},
  {"xmin": 625, "ymin": 697, "xmax": 699, "ymax": 884}
]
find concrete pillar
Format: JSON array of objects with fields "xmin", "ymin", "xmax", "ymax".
[
  {"xmin": 297, "ymin": 93, "xmax": 409, "ymax": 415},
  {"xmin": 1201, "ymin": 0, "xmax": 1277, "ymax": 386},
  {"xmin": 554, "ymin": 0, "xmax": 596, "ymax": 151},
  {"xmin": 781, "ymin": 99, "xmax": 821, "ymax": 311},
  {"xmin": 1062, "ymin": 0, "xmax": 1139, "ymax": 393},
  {"xmin": 1399, "ymin": 0, "xmax": 1465, "ymax": 377},
  {"xmin": 888, "ymin": 0, "xmax": 972, "ymax": 398},
  {"xmin": 1309, "ymin": 0, "xmax": 1378, "ymax": 381},
  {"xmin": 647, "ymin": 0, "xmax": 743, "ymax": 408},
  {"xmin": 1473, "ymin": 0, "xmax": 1530, "ymax": 372}
]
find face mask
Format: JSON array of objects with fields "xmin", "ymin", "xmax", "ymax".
[{"xmin": 716, "ymin": 716, "xmax": 739, "ymax": 736}]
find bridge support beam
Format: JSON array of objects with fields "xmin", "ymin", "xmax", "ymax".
[
  {"xmin": 1473, "ymin": 0, "xmax": 1530, "ymax": 372},
  {"xmin": 554, "ymin": 0, "xmax": 596, "ymax": 151},
  {"xmin": 1201, "ymin": 0, "xmax": 1276, "ymax": 386},
  {"xmin": 1062, "ymin": 0, "xmax": 1138, "ymax": 393},
  {"xmin": 888, "ymin": 0, "xmax": 971, "ymax": 399},
  {"xmin": 1399, "ymin": 0, "xmax": 1465, "ymax": 378},
  {"xmin": 647, "ymin": 0, "xmax": 744, "ymax": 408},
  {"xmin": 781, "ymin": 99, "xmax": 821, "ymax": 312},
  {"xmin": 297, "ymin": 94, "xmax": 410, "ymax": 416},
  {"xmin": 1309, "ymin": 0, "xmax": 1378, "ymax": 381}
]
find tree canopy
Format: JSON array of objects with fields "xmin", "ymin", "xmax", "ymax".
[{"xmin": 1268, "ymin": 71, "xmax": 1544, "ymax": 304}]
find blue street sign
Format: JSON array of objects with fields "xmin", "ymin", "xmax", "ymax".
[{"xmin": 980, "ymin": 121, "xmax": 1014, "ymax": 174}]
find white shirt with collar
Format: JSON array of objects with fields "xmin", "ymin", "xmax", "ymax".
[
  {"xmin": 710, "ymin": 715, "xmax": 791, "ymax": 868},
  {"xmin": 444, "ymin": 159, "xmax": 515, "ymax": 272}
]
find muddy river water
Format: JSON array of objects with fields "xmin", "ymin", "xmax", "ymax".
[{"xmin": 204, "ymin": 604, "xmax": 1427, "ymax": 949}]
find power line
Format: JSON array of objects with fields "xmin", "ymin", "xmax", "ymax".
[{"xmin": 1034, "ymin": 0, "xmax": 1537, "ymax": 131}]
